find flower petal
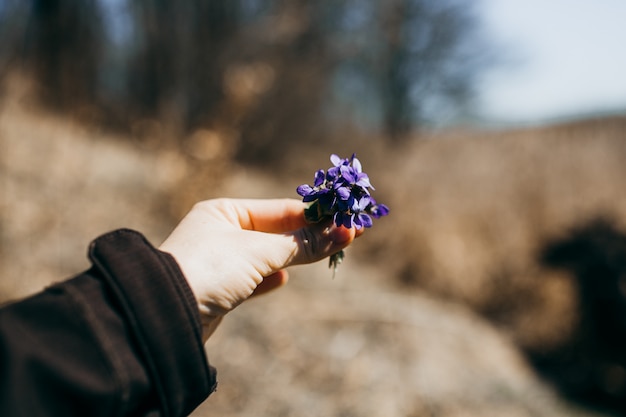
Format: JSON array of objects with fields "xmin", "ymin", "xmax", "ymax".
[
  {"xmin": 333, "ymin": 212, "xmax": 343, "ymax": 227},
  {"xmin": 327, "ymin": 166, "xmax": 340, "ymax": 180},
  {"xmin": 356, "ymin": 173, "xmax": 373, "ymax": 189},
  {"xmin": 354, "ymin": 196, "xmax": 371, "ymax": 212},
  {"xmin": 330, "ymin": 154, "xmax": 342, "ymax": 167},
  {"xmin": 343, "ymin": 213, "xmax": 355, "ymax": 229},
  {"xmin": 336, "ymin": 186, "xmax": 351, "ymax": 200},
  {"xmin": 357, "ymin": 212, "xmax": 373, "ymax": 228},
  {"xmin": 314, "ymin": 169, "xmax": 325, "ymax": 187},
  {"xmin": 340, "ymin": 165, "xmax": 357, "ymax": 183},
  {"xmin": 296, "ymin": 184, "xmax": 314, "ymax": 197},
  {"xmin": 370, "ymin": 203, "xmax": 390, "ymax": 218}
]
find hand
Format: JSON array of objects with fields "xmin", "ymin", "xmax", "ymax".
[{"xmin": 159, "ymin": 198, "xmax": 360, "ymax": 342}]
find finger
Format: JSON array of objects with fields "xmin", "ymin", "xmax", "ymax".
[
  {"xmin": 209, "ymin": 198, "xmax": 309, "ymax": 232},
  {"xmin": 242, "ymin": 222, "xmax": 356, "ymax": 276},
  {"xmin": 283, "ymin": 222, "xmax": 356, "ymax": 266},
  {"xmin": 251, "ymin": 270, "xmax": 289, "ymax": 297}
]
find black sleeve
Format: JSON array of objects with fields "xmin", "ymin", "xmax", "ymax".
[{"xmin": 0, "ymin": 229, "xmax": 217, "ymax": 417}]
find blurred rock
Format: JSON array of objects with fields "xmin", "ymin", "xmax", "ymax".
[{"xmin": 534, "ymin": 218, "xmax": 626, "ymax": 414}]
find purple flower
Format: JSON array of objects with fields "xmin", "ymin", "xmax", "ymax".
[
  {"xmin": 297, "ymin": 153, "xmax": 389, "ymax": 274},
  {"xmin": 297, "ymin": 153, "xmax": 389, "ymax": 228}
]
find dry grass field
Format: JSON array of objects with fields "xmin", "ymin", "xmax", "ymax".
[{"xmin": 2, "ymin": 79, "xmax": 625, "ymax": 416}]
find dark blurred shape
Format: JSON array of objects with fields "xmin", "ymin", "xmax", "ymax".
[
  {"xmin": 0, "ymin": 0, "xmax": 493, "ymax": 162},
  {"xmin": 126, "ymin": 1, "xmax": 239, "ymax": 128},
  {"xmin": 535, "ymin": 218, "xmax": 626, "ymax": 415},
  {"xmin": 23, "ymin": 0, "xmax": 104, "ymax": 111},
  {"xmin": 379, "ymin": 0, "xmax": 486, "ymax": 140}
]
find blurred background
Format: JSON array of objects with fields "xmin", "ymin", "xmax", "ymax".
[{"xmin": 2, "ymin": 1, "xmax": 626, "ymax": 416}]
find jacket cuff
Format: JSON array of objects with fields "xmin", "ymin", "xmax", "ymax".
[{"xmin": 89, "ymin": 229, "xmax": 217, "ymax": 416}]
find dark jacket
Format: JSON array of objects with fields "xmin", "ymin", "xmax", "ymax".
[{"xmin": 0, "ymin": 229, "xmax": 217, "ymax": 417}]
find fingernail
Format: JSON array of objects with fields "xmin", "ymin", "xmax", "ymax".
[{"xmin": 329, "ymin": 225, "xmax": 352, "ymax": 245}]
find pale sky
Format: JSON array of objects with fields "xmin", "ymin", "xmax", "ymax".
[{"xmin": 477, "ymin": 0, "xmax": 626, "ymax": 125}]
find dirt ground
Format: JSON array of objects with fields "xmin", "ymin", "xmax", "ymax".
[{"xmin": 0, "ymin": 82, "xmax": 618, "ymax": 416}]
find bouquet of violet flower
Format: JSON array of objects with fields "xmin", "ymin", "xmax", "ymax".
[{"xmin": 297, "ymin": 153, "xmax": 389, "ymax": 274}]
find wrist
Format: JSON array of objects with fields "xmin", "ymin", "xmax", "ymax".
[{"xmin": 200, "ymin": 314, "xmax": 223, "ymax": 343}]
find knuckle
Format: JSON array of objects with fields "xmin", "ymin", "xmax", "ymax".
[
  {"xmin": 193, "ymin": 198, "xmax": 230, "ymax": 214},
  {"xmin": 297, "ymin": 227, "xmax": 319, "ymax": 262}
]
